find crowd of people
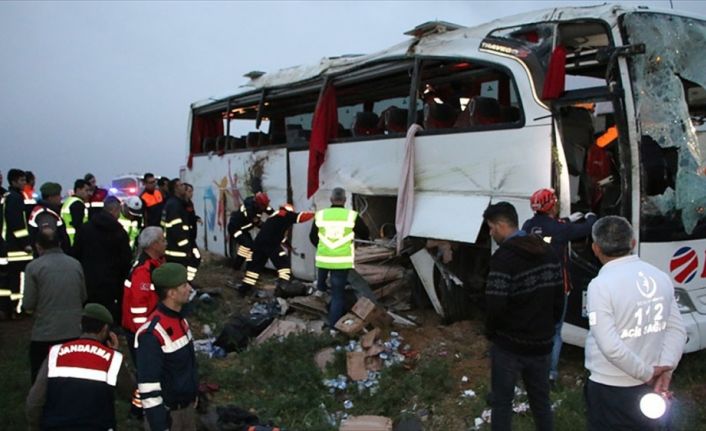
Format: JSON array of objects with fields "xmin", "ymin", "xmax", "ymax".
[
  {"xmin": 483, "ymin": 191, "xmax": 687, "ymax": 431},
  {"xmin": 0, "ymin": 169, "xmax": 202, "ymax": 429},
  {"xmin": 0, "ymin": 167, "xmax": 690, "ymax": 430}
]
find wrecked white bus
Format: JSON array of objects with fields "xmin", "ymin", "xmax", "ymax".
[{"xmin": 183, "ymin": 4, "xmax": 706, "ymax": 352}]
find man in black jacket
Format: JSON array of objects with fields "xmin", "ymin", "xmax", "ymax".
[
  {"xmin": 483, "ymin": 201, "xmax": 563, "ymax": 431},
  {"xmin": 73, "ymin": 196, "xmax": 132, "ymax": 322}
]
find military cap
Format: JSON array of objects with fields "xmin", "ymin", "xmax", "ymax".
[
  {"xmin": 39, "ymin": 182, "xmax": 62, "ymax": 198},
  {"xmin": 82, "ymin": 303, "xmax": 113, "ymax": 325},
  {"xmin": 152, "ymin": 263, "xmax": 188, "ymax": 290}
]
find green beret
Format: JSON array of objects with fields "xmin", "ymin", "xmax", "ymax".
[
  {"xmin": 152, "ymin": 263, "xmax": 188, "ymax": 290},
  {"xmin": 40, "ymin": 182, "xmax": 62, "ymax": 198},
  {"xmin": 82, "ymin": 303, "xmax": 113, "ymax": 325}
]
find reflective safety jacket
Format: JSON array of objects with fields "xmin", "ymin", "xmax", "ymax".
[
  {"xmin": 314, "ymin": 207, "xmax": 358, "ymax": 269},
  {"xmin": 28, "ymin": 202, "xmax": 71, "ymax": 254},
  {"xmin": 162, "ymin": 197, "xmax": 190, "ymax": 256},
  {"xmin": 121, "ymin": 253, "xmax": 163, "ymax": 333},
  {"xmin": 60, "ymin": 196, "xmax": 88, "ymax": 245},
  {"xmin": 2, "ymin": 187, "xmax": 32, "ymax": 263},
  {"xmin": 23, "ymin": 186, "xmax": 37, "ymax": 220},
  {"xmin": 136, "ymin": 303, "xmax": 198, "ymax": 431},
  {"xmin": 41, "ymin": 338, "xmax": 123, "ymax": 430},
  {"xmin": 118, "ymin": 212, "xmax": 141, "ymax": 250},
  {"xmin": 140, "ymin": 190, "xmax": 164, "ymax": 227},
  {"xmin": 253, "ymin": 206, "xmax": 314, "ymax": 250}
]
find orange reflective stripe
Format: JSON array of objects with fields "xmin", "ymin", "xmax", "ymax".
[
  {"xmin": 596, "ymin": 125, "xmax": 618, "ymax": 148},
  {"xmin": 141, "ymin": 190, "xmax": 163, "ymax": 207}
]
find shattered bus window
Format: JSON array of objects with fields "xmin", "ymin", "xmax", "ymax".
[{"xmin": 624, "ymin": 13, "xmax": 706, "ymax": 236}]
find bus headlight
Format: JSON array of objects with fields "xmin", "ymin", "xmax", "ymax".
[
  {"xmin": 674, "ymin": 288, "xmax": 696, "ymax": 314},
  {"xmin": 640, "ymin": 392, "xmax": 668, "ymax": 419}
]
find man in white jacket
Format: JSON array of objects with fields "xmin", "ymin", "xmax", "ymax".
[{"xmin": 585, "ymin": 216, "xmax": 686, "ymax": 430}]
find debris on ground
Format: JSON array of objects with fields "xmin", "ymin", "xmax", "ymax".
[{"xmin": 339, "ymin": 415, "xmax": 393, "ymax": 430}]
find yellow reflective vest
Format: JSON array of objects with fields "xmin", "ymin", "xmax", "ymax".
[
  {"xmin": 60, "ymin": 196, "xmax": 88, "ymax": 244},
  {"xmin": 315, "ymin": 207, "xmax": 357, "ymax": 269}
]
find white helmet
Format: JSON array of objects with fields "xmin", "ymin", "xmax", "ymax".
[{"xmin": 125, "ymin": 196, "xmax": 143, "ymax": 217}]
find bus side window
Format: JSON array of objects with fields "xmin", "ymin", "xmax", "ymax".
[{"xmin": 417, "ymin": 59, "xmax": 523, "ymax": 133}]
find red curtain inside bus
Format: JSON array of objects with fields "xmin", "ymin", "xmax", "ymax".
[
  {"xmin": 188, "ymin": 113, "xmax": 224, "ymax": 168},
  {"xmin": 307, "ymin": 84, "xmax": 338, "ymax": 198}
]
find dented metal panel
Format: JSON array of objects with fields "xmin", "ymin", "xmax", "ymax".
[
  {"xmin": 289, "ymin": 150, "xmax": 317, "ymax": 281},
  {"xmin": 313, "ymin": 124, "xmax": 552, "ymax": 244},
  {"xmin": 183, "ymin": 149, "xmax": 288, "ymax": 255}
]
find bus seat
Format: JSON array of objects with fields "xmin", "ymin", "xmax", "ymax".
[
  {"xmin": 202, "ymin": 137, "xmax": 217, "ymax": 153},
  {"xmin": 382, "ymin": 106, "xmax": 407, "ymax": 133},
  {"xmin": 425, "ymin": 101, "xmax": 458, "ymax": 129},
  {"xmin": 500, "ymin": 106, "xmax": 521, "ymax": 123},
  {"xmin": 353, "ymin": 112, "xmax": 382, "ymax": 136},
  {"xmin": 247, "ymin": 132, "xmax": 268, "ymax": 148},
  {"xmin": 453, "ymin": 96, "xmax": 501, "ymax": 127}
]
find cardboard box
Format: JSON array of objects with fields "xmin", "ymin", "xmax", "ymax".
[
  {"xmin": 339, "ymin": 415, "xmax": 392, "ymax": 431},
  {"xmin": 365, "ymin": 356, "xmax": 383, "ymax": 371},
  {"xmin": 334, "ymin": 313, "xmax": 366, "ymax": 336},
  {"xmin": 360, "ymin": 328, "xmax": 380, "ymax": 349},
  {"xmin": 346, "ymin": 351, "xmax": 368, "ymax": 381},
  {"xmin": 352, "ymin": 297, "xmax": 393, "ymax": 328}
]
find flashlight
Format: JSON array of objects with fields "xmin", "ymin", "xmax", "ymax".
[{"xmin": 640, "ymin": 392, "xmax": 668, "ymax": 419}]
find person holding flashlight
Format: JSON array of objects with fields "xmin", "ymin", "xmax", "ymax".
[{"xmin": 584, "ymin": 216, "xmax": 687, "ymax": 430}]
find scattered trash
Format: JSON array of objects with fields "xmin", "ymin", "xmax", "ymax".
[
  {"xmin": 481, "ymin": 408, "xmax": 492, "ymax": 423},
  {"xmin": 461, "ymin": 375, "xmax": 469, "ymax": 383},
  {"xmin": 202, "ymin": 324, "xmax": 213, "ymax": 337},
  {"xmin": 343, "ymin": 400, "xmax": 354, "ymax": 409},
  {"xmin": 340, "ymin": 415, "xmax": 392, "ymax": 431},
  {"xmin": 512, "ymin": 401, "xmax": 530, "ymax": 414},
  {"xmin": 193, "ymin": 338, "xmax": 226, "ymax": 358},
  {"xmin": 461, "ymin": 389, "xmax": 476, "ymax": 398}
]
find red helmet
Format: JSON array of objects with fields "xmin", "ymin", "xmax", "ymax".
[
  {"xmin": 255, "ymin": 192, "xmax": 270, "ymax": 209},
  {"xmin": 530, "ymin": 188, "xmax": 557, "ymax": 213}
]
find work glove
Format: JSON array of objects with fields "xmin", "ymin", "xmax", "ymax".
[{"xmin": 568, "ymin": 212, "xmax": 584, "ymax": 223}]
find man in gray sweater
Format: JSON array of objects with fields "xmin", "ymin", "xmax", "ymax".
[
  {"xmin": 585, "ymin": 216, "xmax": 686, "ymax": 430},
  {"xmin": 23, "ymin": 227, "xmax": 87, "ymax": 383}
]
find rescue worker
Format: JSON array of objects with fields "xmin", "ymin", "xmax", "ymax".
[
  {"xmin": 1, "ymin": 169, "xmax": 33, "ymax": 319},
  {"xmin": 118, "ymin": 195, "xmax": 143, "ymax": 251},
  {"xmin": 136, "ymin": 263, "xmax": 198, "ymax": 431},
  {"xmin": 238, "ymin": 203, "xmax": 314, "ymax": 296},
  {"xmin": 140, "ymin": 173, "xmax": 164, "ymax": 227},
  {"xmin": 184, "ymin": 182, "xmax": 202, "ymax": 279},
  {"xmin": 309, "ymin": 187, "xmax": 369, "ymax": 327},
  {"xmin": 162, "ymin": 178, "xmax": 199, "ymax": 282},
  {"xmin": 121, "ymin": 227, "xmax": 166, "ymax": 354},
  {"xmin": 23, "ymin": 170, "xmax": 37, "ymax": 220},
  {"xmin": 521, "ymin": 188, "xmax": 597, "ymax": 386},
  {"xmin": 28, "ymin": 182, "xmax": 71, "ymax": 254},
  {"xmin": 60, "ymin": 179, "xmax": 91, "ymax": 246},
  {"xmin": 85, "ymin": 173, "xmax": 108, "ymax": 219},
  {"xmin": 121, "ymin": 226, "xmax": 166, "ymax": 417},
  {"xmin": 227, "ymin": 192, "xmax": 273, "ymax": 271},
  {"xmin": 25, "ymin": 303, "xmax": 133, "ymax": 431}
]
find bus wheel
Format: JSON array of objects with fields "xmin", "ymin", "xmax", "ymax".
[{"xmin": 433, "ymin": 265, "xmax": 470, "ymax": 324}]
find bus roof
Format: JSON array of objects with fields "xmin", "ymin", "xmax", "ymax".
[{"xmin": 191, "ymin": 3, "xmax": 696, "ymax": 111}]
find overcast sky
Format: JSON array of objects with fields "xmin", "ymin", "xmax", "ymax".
[{"xmin": 1, "ymin": 0, "xmax": 704, "ymax": 191}]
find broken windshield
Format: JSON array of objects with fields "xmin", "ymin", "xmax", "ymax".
[{"xmin": 624, "ymin": 12, "xmax": 706, "ymax": 239}]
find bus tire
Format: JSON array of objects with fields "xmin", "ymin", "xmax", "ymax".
[{"xmin": 433, "ymin": 266, "xmax": 470, "ymax": 323}]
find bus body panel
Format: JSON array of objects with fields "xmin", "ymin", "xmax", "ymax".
[{"xmin": 184, "ymin": 148, "xmax": 288, "ymax": 257}]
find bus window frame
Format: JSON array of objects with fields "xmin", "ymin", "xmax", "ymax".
[{"xmin": 329, "ymin": 56, "xmax": 527, "ymax": 144}]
